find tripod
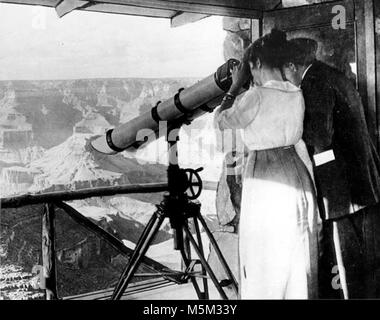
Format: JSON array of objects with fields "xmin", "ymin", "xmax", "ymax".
[{"xmin": 111, "ymin": 126, "xmax": 238, "ymax": 300}]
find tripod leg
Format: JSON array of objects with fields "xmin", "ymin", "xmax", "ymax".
[
  {"xmin": 111, "ymin": 209, "xmax": 166, "ymax": 300},
  {"xmin": 182, "ymin": 230, "xmax": 191, "ymax": 270},
  {"xmin": 181, "ymin": 230, "xmax": 205, "ymax": 298},
  {"xmin": 193, "ymin": 217, "xmax": 209, "ymax": 299},
  {"xmin": 197, "ymin": 215, "xmax": 239, "ymax": 296},
  {"xmin": 179, "ymin": 247, "xmax": 204, "ymax": 299},
  {"xmin": 135, "ymin": 207, "xmax": 161, "ymax": 249},
  {"xmin": 182, "ymin": 225, "xmax": 228, "ymax": 300}
]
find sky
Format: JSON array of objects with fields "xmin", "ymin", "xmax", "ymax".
[{"xmin": 0, "ymin": 3, "xmax": 226, "ymax": 80}]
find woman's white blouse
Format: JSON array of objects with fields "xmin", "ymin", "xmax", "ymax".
[{"xmin": 216, "ymin": 80, "xmax": 305, "ymax": 151}]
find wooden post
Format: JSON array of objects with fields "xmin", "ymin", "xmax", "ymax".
[
  {"xmin": 355, "ymin": 0, "xmax": 378, "ymax": 298},
  {"xmin": 355, "ymin": 0, "xmax": 377, "ymax": 146},
  {"xmin": 375, "ymin": 0, "xmax": 380, "ymax": 152},
  {"xmin": 42, "ymin": 203, "xmax": 58, "ymax": 300}
]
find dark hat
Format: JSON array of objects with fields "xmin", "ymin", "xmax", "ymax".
[{"xmin": 287, "ymin": 38, "xmax": 318, "ymax": 66}]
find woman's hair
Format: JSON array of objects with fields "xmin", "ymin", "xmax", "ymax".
[
  {"xmin": 246, "ymin": 29, "xmax": 290, "ymax": 69},
  {"xmin": 286, "ymin": 38, "xmax": 318, "ymax": 67}
]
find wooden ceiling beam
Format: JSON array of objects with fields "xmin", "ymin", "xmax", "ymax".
[
  {"xmin": 170, "ymin": 12, "xmax": 210, "ymax": 28},
  {"xmin": 0, "ymin": 0, "xmax": 264, "ymax": 19},
  {"xmin": 90, "ymin": 0, "xmax": 264, "ymax": 19}
]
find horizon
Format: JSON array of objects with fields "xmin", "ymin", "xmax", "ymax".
[{"xmin": 0, "ymin": 75, "xmax": 201, "ymax": 82}]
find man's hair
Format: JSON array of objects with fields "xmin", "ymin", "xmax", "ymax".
[{"xmin": 285, "ymin": 38, "xmax": 318, "ymax": 67}]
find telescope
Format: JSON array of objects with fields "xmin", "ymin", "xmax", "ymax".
[
  {"xmin": 90, "ymin": 59, "xmax": 243, "ymax": 300},
  {"xmin": 90, "ymin": 59, "xmax": 246, "ymax": 154}
]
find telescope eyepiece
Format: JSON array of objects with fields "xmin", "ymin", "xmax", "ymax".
[
  {"xmin": 214, "ymin": 59, "xmax": 240, "ymax": 92},
  {"xmin": 106, "ymin": 129, "xmax": 125, "ymax": 153}
]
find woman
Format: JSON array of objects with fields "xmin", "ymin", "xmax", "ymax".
[{"xmin": 215, "ymin": 30, "xmax": 319, "ymax": 299}]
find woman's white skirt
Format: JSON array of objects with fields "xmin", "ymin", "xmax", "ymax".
[{"xmin": 239, "ymin": 146, "xmax": 319, "ymax": 299}]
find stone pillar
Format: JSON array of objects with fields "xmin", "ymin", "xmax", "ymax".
[
  {"xmin": 222, "ymin": 17, "xmax": 253, "ymax": 61},
  {"xmin": 208, "ymin": 18, "xmax": 258, "ymax": 299}
]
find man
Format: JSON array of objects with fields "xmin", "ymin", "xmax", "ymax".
[{"xmin": 282, "ymin": 38, "xmax": 380, "ymax": 298}]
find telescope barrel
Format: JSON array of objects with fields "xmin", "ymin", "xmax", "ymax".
[{"xmin": 91, "ymin": 59, "xmax": 242, "ymax": 155}]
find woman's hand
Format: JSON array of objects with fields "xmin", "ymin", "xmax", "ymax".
[{"xmin": 229, "ymin": 60, "xmax": 251, "ymax": 96}]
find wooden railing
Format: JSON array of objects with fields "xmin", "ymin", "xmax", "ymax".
[{"xmin": 0, "ymin": 181, "xmax": 218, "ymax": 300}]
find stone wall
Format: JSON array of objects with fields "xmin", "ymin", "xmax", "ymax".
[
  {"xmin": 208, "ymin": 18, "xmax": 256, "ymax": 298},
  {"xmin": 214, "ymin": 17, "xmax": 253, "ymax": 231},
  {"xmin": 215, "ymin": 18, "xmax": 255, "ymax": 230},
  {"xmin": 222, "ymin": 17, "xmax": 252, "ymax": 61}
]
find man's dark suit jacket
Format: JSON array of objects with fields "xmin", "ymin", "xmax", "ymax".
[{"xmin": 301, "ymin": 60, "xmax": 380, "ymax": 220}]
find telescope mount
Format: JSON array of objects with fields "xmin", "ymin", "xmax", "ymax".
[{"xmin": 110, "ymin": 122, "xmax": 238, "ymax": 300}]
